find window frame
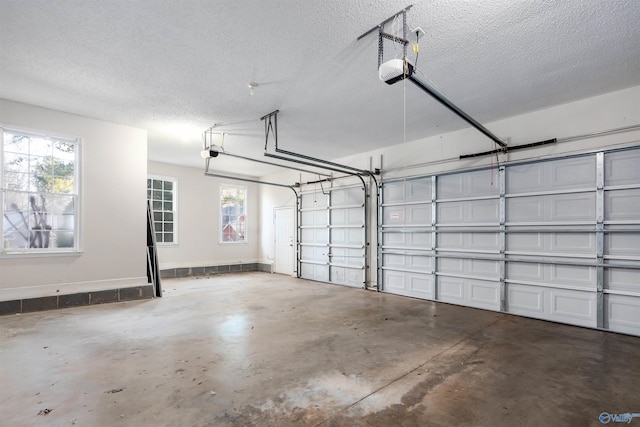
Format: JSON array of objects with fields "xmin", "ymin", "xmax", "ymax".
[
  {"xmin": 147, "ymin": 174, "xmax": 178, "ymax": 246},
  {"xmin": 219, "ymin": 184, "xmax": 248, "ymax": 244},
  {"xmin": 1, "ymin": 126, "xmax": 82, "ymax": 256}
]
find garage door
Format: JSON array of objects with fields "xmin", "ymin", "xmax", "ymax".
[
  {"xmin": 299, "ymin": 181, "xmax": 367, "ymax": 288},
  {"xmin": 381, "ymin": 146, "xmax": 640, "ymax": 336}
]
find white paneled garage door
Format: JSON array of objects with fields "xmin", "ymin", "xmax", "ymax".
[
  {"xmin": 299, "ymin": 181, "xmax": 367, "ymax": 288},
  {"xmin": 381, "ymin": 147, "xmax": 640, "ymax": 336}
]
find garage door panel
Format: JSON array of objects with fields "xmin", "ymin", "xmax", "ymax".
[
  {"xmin": 301, "ymin": 246, "xmax": 327, "ymax": 261},
  {"xmin": 507, "ymin": 232, "xmax": 595, "ymax": 254},
  {"xmin": 507, "ymin": 262, "xmax": 594, "ymax": 288},
  {"xmin": 550, "ymin": 265, "xmax": 595, "ymax": 287},
  {"xmin": 383, "ymin": 270, "xmax": 434, "ymax": 299},
  {"xmin": 438, "ymin": 277, "xmax": 464, "ymax": 301},
  {"xmin": 508, "ymin": 284, "xmax": 544, "ymax": 313},
  {"xmin": 439, "ymin": 232, "xmax": 499, "ymax": 251},
  {"xmin": 508, "ymin": 284, "xmax": 596, "ymax": 327},
  {"xmin": 438, "ymin": 199, "xmax": 499, "ymax": 224},
  {"xmin": 605, "ymin": 268, "xmax": 640, "ymax": 293},
  {"xmin": 549, "ymin": 290, "xmax": 595, "ymax": 324},
  {"xmin": 332, "ymin": 207, "xmax": 362, "ymax": 226},
  {"xmin": 605, "ymin": 189, "xmax": 640, "ymax": 221},
  {"xmin": 507, "ymin": 194, "xmax": 595, "ymax": 223},
  {"xmin": 438, "ymin": 277, "xmax": 500, "ymax": 310},
  {"xmin": 301, "ymin": 263, "xmax": 329, "ymax": 282},
  {"xmin": 506, "ymin": 262, "xmax": 544, "ymax": 281},
  {"xmin": 507, "ymin": 165, "xmax": 545, "ymax": 193},
  {"xmin": 331, "ymin": 247, "xmax": 365, "ymax": 267},
  {"xmin": 605, "ymin": 148, "xmax": 640, "ymax": 186},
  {"xmin": 301, "ymin": 228, "xmax": 328, "ymax": 244},
  {"xmin": 552, "ymin": 194, "xmax": 595, "ymax": 220},
  {"xmin": 437, "ymin": 169, "xmax": 499, "ymax": 198},
  {"xmin": 330, "ymin": 266, "xmax": 363, "ymax": 287},
  {"xmin": 301, "ymin": 210, "xmax": 327, "ymax": 224},
  {"xmin": 331, "ymin": 187, "xmax": 362, "ymax": 206},
  {"xmin": 507, "ymin": 233, "xmax": 544, "ymax": 251},
  {"xmin": 383, "ymin": 231, "xmax": 431, "ymax": 249},
  {"xmin": 469, "ymin": 232, "xmax": 500, "ymax": 250},
  {"xmin": 301, "ymin": 194, "xmax": 328, "ymax": 209},
  {"xmin": 383, "ymin": 254, "xmax": 431, "ymax": 271},
  {"xmin": 438, "ymin": 258, "xmax": 499, "ymax": 277},
  {"xmin": 470, "ymin": 200, "xmax": 499, "ymax": 222},
  {"xmin": 383, "ymin": 204, "xmax": 431, "ymax": 226},
  {"xmin": 605, "ymin": 294, "xmax": 640, "ymax": 335},
  {"xmin": 438, "ymin": 202, "xmax": 464, "ymax": 223},
  {"xmin": 438, "ymin": 258, "xmax": 463, "ymax": 273},
  {"xmin": 470, "ymin": 282, "xmax": 501, "ymax": 306},
  {"xmin": 331, "ymin": 228, "xmax": 364, "ymax": 245},
  {"xmin": 605, "ymin": 233, "xmax": 640, "ymax": 257},
  {"xmin": 551, "ymin": 233, "xmax": 595, "ymax": 254},
  {"xmin": 506, "ymin": 198, "xmax": 544, "ymax": 222},
  {"xmin": 384, "ymin": 179, "xmax": 431, "ymax": 203},
  {"xmin": 507, "ymin": 156, "xmax": 595, "ymax": 193}
]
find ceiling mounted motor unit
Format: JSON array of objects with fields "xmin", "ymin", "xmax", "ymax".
[
  {"xmin": 379, "ymin": 58, "xmax": 414, "ymax": 85},
  {"xmin": 200, "ymin": 144, "xmax": 223, "ymax": 158}
]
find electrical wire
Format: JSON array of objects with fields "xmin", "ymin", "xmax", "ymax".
[{"xmin": 413, "ymin": 31, "xmax": 420, "ymax": 69}]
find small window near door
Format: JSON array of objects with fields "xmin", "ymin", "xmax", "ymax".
[
  {"xmin": 147, "ymin": 176, "xmax": 177, "ymax": 245},
  {"xmin": 220, "ymin": 185, "xmax": 247, "ymax": 243}
]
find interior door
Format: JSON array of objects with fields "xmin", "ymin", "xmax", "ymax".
[{"xmin": 275, "ymin": 206, "xmax": 295, "ymax": 275}]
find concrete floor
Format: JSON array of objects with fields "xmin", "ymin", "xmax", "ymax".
[{"xmin": 1, "ymin": 272, "xmax": 639, "ymax": 427}]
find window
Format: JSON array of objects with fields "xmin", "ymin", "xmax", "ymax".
[
  {"xmin": 2, "ymin": 128, "xmax": 80, "ymax": 253},
  {"xmin": 220, "ymin": 185, "xmax": 247, "ymax": 243},
  {"xmin": 147, "ymin": 176, "xmax": 177, "ymax": 245}
]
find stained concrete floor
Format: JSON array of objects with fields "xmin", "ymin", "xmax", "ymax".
[{"xmin": 1, "ymin": 272, "xmax": 639, "ymax": 427}]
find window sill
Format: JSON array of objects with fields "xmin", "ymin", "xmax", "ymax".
[{"xmin": 0, "ymin": 250, "xmax": 83, "ymax": 259}]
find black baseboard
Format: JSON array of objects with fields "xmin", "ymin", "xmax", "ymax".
[
  {"xmin": 0, "ymin": 285, "xmax": 154, "ymax": 316},
  {"xmin": 160, "ymin": 263, "xmax": 272, "ymax": 279}
]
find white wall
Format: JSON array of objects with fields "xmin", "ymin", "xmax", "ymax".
[
  {"xmin": 259, "ymin": 85, "xmax": 640, "ymax": 286},
  {"xmin": 0, "ymin": 99, "xmax": 148, "ymax": 300},
  {"xmin": 147, "ymin": 161, "xmax": 260, "ymax": 269}
]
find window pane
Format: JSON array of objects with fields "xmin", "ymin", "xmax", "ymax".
[
  {"xmin": 55, "ymin": 231, "xmax": 74, "ymax": 248},
  {"xmin": 3, "ymin": 152, "xmax": 28, "ymax": 173},
  {"xmin": 155, "ymin": 232, "xmax": 163, "ymax": 242},
  {"xmin": 164, "ymin": 223, "xmax": 173, "ymax": 232},
  {"xmin": 153, "ymin": 190, "xmax": 162, "ymax": 200},
  {"xmin": 154, "ymin": 212, "xmax": 162, "ymax": 222},
  {"xmin": 147, "ymin": 179, "xmax": 152, "ymax": 189},
  {"xmin": 53, "ymin": 177, "xmax": 74, "ymax": 194},
  {"xmin": 30, "ymin": 137, "xmax": 52, "ymax": 156},
  {"xmin": 164, "ymin": 232, "xmax": 173, "ymax": 242},
  {"xmin": 163, "ymin": 201, "xmax": 172, "ymax": 211},
  {"xmin": 164, "ymin": 181, "xmax": 173, "ymax": 191},
  {"xmin": 164, "ymin": 212, "xmax": 173, "ymax": 221},
  {"xmin": 152, "ymin": 180, "xmax": 162, "ymax": 189},
  {"xmin": 52, "ymin": 140, "xmax": 74, "ymax": 160},
  {"xmin": 153, "ymin": 200, "xmax": 162, "ymax": 210}
]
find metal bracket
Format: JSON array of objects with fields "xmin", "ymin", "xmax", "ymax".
[{"xmin": 261, "ymin": 110, "xmax": 279, "ymax": 151}]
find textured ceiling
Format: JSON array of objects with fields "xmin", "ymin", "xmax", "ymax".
[{"xmin": 1, "ymin": 0, "xmax": 639, "ymax": 176}]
